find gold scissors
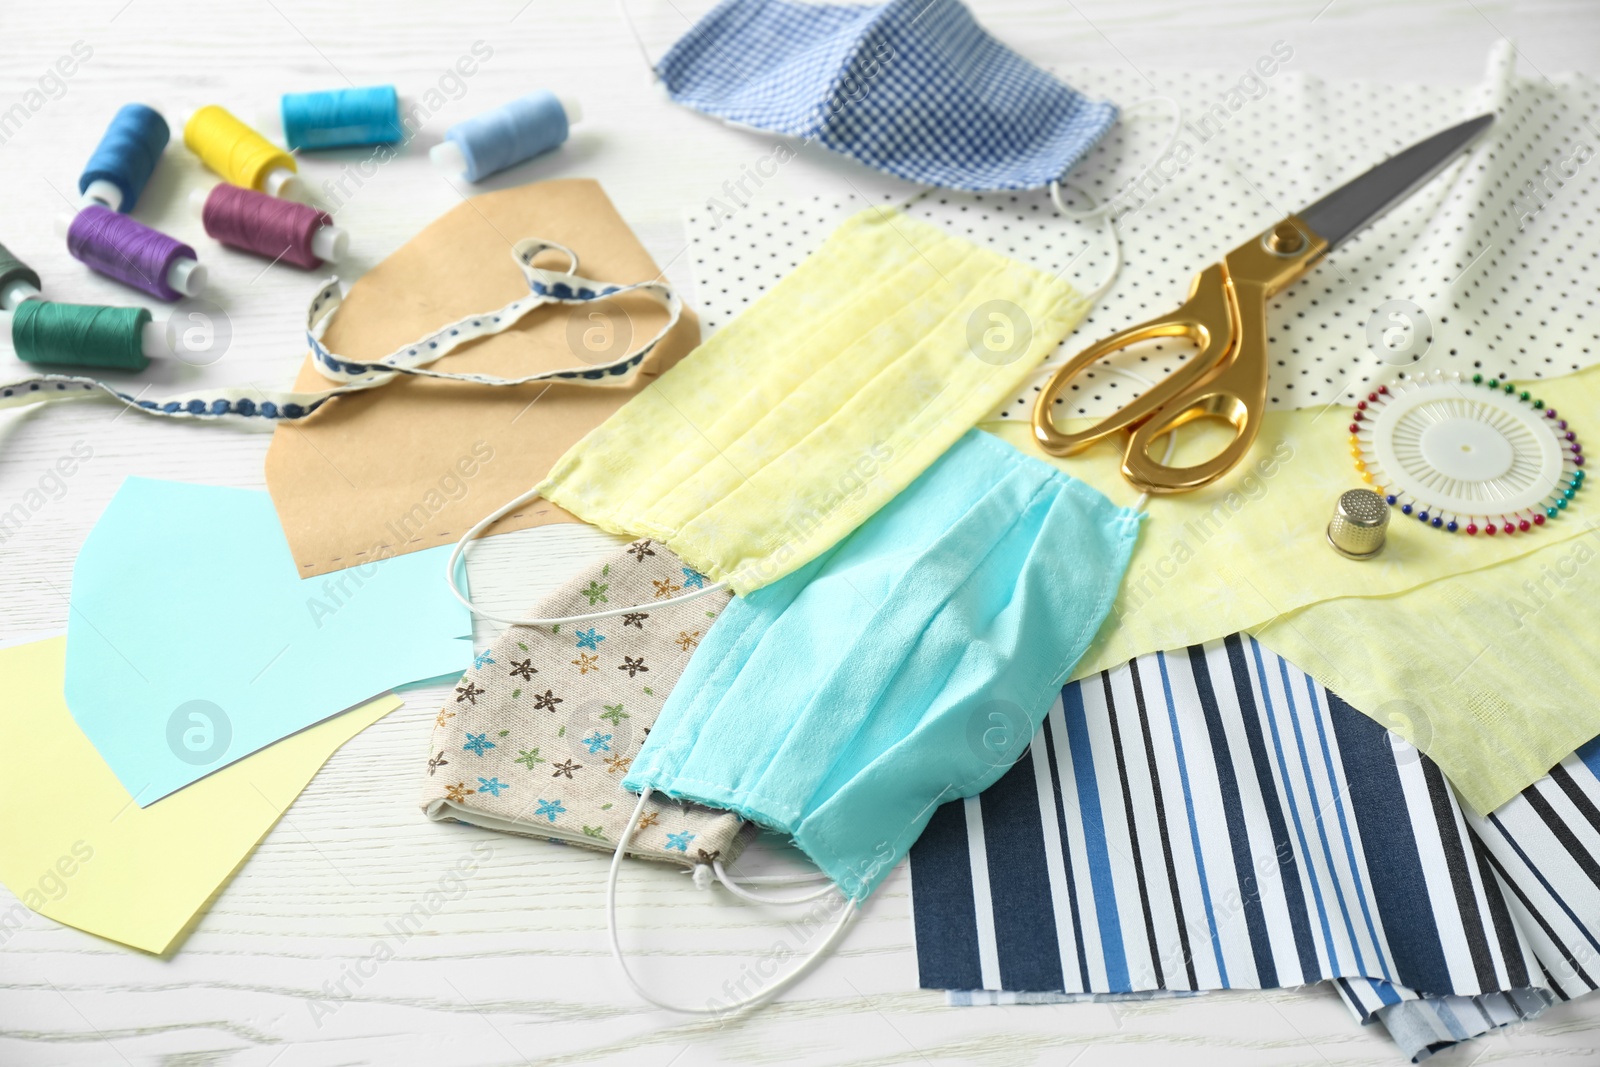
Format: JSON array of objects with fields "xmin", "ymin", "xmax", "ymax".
[{"xmin": 1033, "ymin": 113, "xmax": 1494, "ymax": 494}]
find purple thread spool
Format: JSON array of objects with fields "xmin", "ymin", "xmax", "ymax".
[
  {"xmin": 196, "ymin": 184, "xmax": 345, "ymax": 269},
  {"xmin": 65, "ymin": 205, "xmax": 203, "ymax": 301}
]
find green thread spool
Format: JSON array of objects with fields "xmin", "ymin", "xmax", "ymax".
[
  {"xmin": 0, "ymin": 240, "xmax": 42, "ymax": 307},
  {"xmin": 12, "ymin": 300, "xmax": 151, "ymax": 373}
]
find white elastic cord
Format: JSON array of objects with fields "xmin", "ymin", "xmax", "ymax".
[
  {"xmin": 1048, "ymin": 95, "xmax": 1183, "ymax": 224},
  {"xmin": 716, "ymin": 869, "xmax": 833, "ymax": 886},
  {"xmin": 1045, "ymin": 179, "xmax": 1122, "ymax": 306},
  {"xmin": 711, "ymin": 860, "xmax": 839, "ymax": 905},
  {"xmin": 1026, "ymin": 357, "xmax": 1178, "ymax": 512},
  {"xmin": 607, "ymin": 789, "xmax": 859, "ymax": 1014},
  {"xmin": 1102, "ymin": 365, "xmax": 1178, "ymax": 513},
  {"xmin": 615, "ymin": 0, "xmax": 658, "ymax": 78},
  {"xmin": 445, "ymin": 483, "xmax": 728, "ymax": 626}
]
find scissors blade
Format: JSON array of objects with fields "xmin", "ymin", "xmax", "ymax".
[{"xmin": 1298, "ymin": 113, "xmax": 1494, "ymax": 249}]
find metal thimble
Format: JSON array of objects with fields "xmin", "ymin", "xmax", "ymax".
[{"xmin": 1327, "ymin": 489, "xmax": 1389, "ymax": 559}]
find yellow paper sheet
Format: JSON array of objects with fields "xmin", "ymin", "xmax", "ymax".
[
  {"xmin": 988, "ymin": 361, "xmax": 1598, "ymax": 681},
  {"xmin": 0, "ymin": 638, "xmax": 397, "ymax": 955}
]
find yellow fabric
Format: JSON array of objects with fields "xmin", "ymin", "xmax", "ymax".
[
  {"xmin": 985, "ymin": 359, "xmax": 1598, "ymax": 681},
  {"xmin": 1255, "ymin": 523, "xmax": 1600, "ymax": 814},
  {"xmin": 0, "ymin": 637, "xmax": 397, "ymax": 955},
  {"xmin": 539, "ymin": 208, "xmax": 1091, "ymax": 595}
]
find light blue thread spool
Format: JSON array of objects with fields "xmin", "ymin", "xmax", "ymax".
[
  {"xmin": 430, "ymin": 90, "xmax": 580, "ymax": 182},
  {"xmin": 79, "ymin": 104, "xmax": 169, "ymax": 212},
  {"xmin": 281, "ymin": 85, "xmax": 403, "ymax": 150}
]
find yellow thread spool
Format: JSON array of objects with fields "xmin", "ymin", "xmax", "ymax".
[{"xmin": 184, "ymin": 106, "xmax": 298, "ymax": 195}]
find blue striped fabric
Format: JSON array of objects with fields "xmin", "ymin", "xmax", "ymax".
[{"xmin": 909, "ymin": 635, "xmax": 1600, "ymax": 1061}]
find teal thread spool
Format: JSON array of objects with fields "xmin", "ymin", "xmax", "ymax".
[
  {"xmin": 281, "ymin": 86, "xmax": 402, "ymax": 150},
  {"xmin": 12, "ymin": 300, "xmax": 152, "ymax": 373},
  {"xmin": 0, "ymin": 240, "xmax": 42, "ymax": 309}
]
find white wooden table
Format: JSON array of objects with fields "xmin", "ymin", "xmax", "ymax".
[{"xmin": 3, "ymin": 2, "xmax": 1598, "ymax": 1063}]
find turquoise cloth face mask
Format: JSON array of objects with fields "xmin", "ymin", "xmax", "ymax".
[{"xmin": 621, "ymin": 428, "xmax": 1143, "ymax": 901}]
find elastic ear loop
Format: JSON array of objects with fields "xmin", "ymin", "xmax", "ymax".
[
  {"xmin": 711, "ymin": 861, "xmax": 837, "ymax": 904},
  {"xmin": 1124, "ymin": 370, "xmax": 1178, "ymax": 513},
  {"xmin": 615, "ymin": 0, "xmax": 658, "ymax": 79},
  {"xmin": 1034, "ymin": 362, "xmax": 1177, "ymax": 513},
  {"xmin": 1017, "ymin": 177, "xmax": 1122, "ymax": 401},
  {"xmin": 445, "ymin": 484, "xmax": 729, "ymax": 626},
  {"xmin": 1049, "ymin": 95, "xmax": 1182, "ymax": 226},
  {"xmin": 1033, "ymin": 180, "xmax": 1179, "ymax": 505},
  {"xmin": 607, "ymin": 789, "xmax": 858, "ymax": 1013},
  {"xmin": 1052, "ymin": 179, "xmax": 1123, "ymax": 305}
]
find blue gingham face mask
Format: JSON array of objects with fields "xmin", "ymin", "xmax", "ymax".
[{"xmin": 655, "ymin": 0, "xmax": 1119, "ymax": 191}]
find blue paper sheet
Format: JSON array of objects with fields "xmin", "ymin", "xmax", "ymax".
[{"xmin": 65, "ymin": 477, "xmax": 470, "ymax": 805}]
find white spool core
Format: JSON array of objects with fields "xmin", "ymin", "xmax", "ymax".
[
  {"xmin": 559, "ymin": 96, "xmax": 583, "ymax": 125},
  {"xmin": 311, "ymin": 225, "xmax": 348, "ymax": 262},
  {"xmin": 187, "ymin": 188, "xmax": 211, "ymax": 217},
  {"xmin": 166, "ymin": 258, "xmax": 206, "ymax": 298},
  {"xmin": 0, "ymin": 279, "xmax": 41, "ymax": 312},
  {"xmin": 429, "ymin": 140, "xmax": 468, "ymax": 178},
  {"xmin": 1369, "ymin": 375, "xmax": 1563, "ymax": 517},
  {"xmin": 141, "ymin": 319, "xmax": 173, "ymax": 359},
  {"xmin": 78, "ymin": 179, "xmax": 124, "ymax": 213},
  {"xmin": 263, "ymin": 166, "xmax": 307, "ymax": 201}
]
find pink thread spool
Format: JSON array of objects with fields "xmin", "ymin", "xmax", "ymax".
[{"xmin": 190, "ymin": 185, "xmax": 348, "ymax": 269}]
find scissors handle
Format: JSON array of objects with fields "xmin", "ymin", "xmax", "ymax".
[
  {"xmin": 1033, "ymin": 216, "xmax": 1328, "ymax": 494},
  {"xmin": 1032, "ymin": 264, "xmax": 1235, "ymax": 457}
]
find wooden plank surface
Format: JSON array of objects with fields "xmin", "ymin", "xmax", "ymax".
[{"xmin": 2, "ymin": 1, "xmax": 1597, "ymax": 1063}]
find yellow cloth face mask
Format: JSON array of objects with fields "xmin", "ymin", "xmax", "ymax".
[
  {"xmin": 1255, "ymin": 523, "xmax": 1600, "ymax": 815},
  {"xmin": 531, "ymin": 208, "xmax": 1091, "ymax": 595}
]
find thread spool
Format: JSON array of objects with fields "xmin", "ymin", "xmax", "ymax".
[
  {"xmin": 279, "ymin": 85, "xmax": 402, "ymax": 150},
  {"xmin": 59, "ymin": 205, "xmax": 205, "ymax": 302},
  {"xmin": 183, "ymin": 105, "xmax": 304, "ymax": 199},
  {"xmin": 79, "ymin": 103, "xmax": 170, "ymax": 212},
  {"xmin": 4, "ymin": 299, "xmax": 171, "ymax": 372},
  {"xmin": 0, "ymin": 240, "xmax": 42, "ymax": 311},
  {"xmin": 190, "ymin": 185, "xmax": 347, "ymax": 268},
  {"xmin": 429, "ymin": 91, "xmax": 581, "ymax": 182}
]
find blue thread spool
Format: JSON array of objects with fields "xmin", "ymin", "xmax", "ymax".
[
  {"xmin": 429, "ymin": 90, "xmax": 581, "ymax": 182},
  {"xmin": 281, "ymin": 86, "xmax": 403, "ymax": 150},
  {"xmin": 79, "ymin": 104, "xmax": 169, "ymax": 212}
]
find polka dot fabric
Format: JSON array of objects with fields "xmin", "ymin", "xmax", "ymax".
[{"xmin": 687, "ymin": 43, "xmax": 1599, "ymax": 419}]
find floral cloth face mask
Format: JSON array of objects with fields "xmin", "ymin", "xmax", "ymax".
[{"xmin": 420, "ymin": 542, "xmax": 752, "ymax": 869}]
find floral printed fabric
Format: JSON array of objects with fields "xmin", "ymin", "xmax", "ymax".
[{"xmin": 419, "ymin": 541, "xmax": 752, "ymax": 867}]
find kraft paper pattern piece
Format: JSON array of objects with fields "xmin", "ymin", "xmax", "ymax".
[
  {"xmin": 66, "ymin": 477, "xmax": 468, "ymax": 805},
  {"xmin": 264, "ymin": 179, "xmax": 700, "ymax": 579},
  {"xmin": 0, "ymin": 637, "xmax": 398, "ymax": 955}
]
